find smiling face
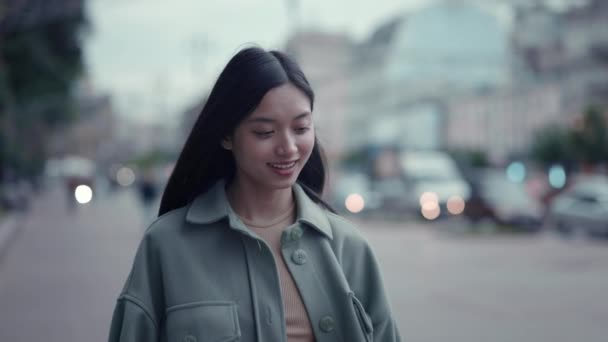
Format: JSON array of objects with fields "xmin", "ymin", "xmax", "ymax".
[{"xmin": 222, "ymin": 83, "xmax": 315, "ymax": 192}]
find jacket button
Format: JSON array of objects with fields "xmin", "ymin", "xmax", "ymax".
[
  {"xmin": 290, "ymin": 227, "xmax": 303, "ymax": 241},
  {"xmin": 319, "ymin": 315, "xmax": 335, "ymax": 332},
  {"xmin": 183, "ymin": 334, "xmax": 197, "ymax": 342},
  {"xmin": 291, "ymin": 249, "xmax": 307, "ymax": 265}
]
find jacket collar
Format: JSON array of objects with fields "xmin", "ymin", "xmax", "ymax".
[{"xmin": 185, "ymin": 179, "xmax": 332, "ymax": 239}]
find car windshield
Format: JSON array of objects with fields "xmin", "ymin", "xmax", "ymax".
[
  {"xmin": 372, "ymin": 177, "xmax": 407, "ymax": 194},
  {"xmin": 401, "ymin": 155, "xmax": 460, "ymax": 182}
]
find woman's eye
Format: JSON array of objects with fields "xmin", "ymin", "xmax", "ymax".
[
  {"xmin": 254, "ymin": 131, "xmax": 273, "ymax": 138},
  {"xmin": 295, "ymin": 127, "xmax": 310, "ymax": 134}
]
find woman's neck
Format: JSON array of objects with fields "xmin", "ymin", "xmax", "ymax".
[{"xmin": 226, "ymin": 179, "xmax": 295, "ymax": 223}]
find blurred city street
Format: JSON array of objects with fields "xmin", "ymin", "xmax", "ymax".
[
  {"xmin": 1, "ymin": 184, "xmax": 607, "ymax": 342},
  {"xmin": 2, "ymin": 0, "xmax": 608, "ymax": 341}
]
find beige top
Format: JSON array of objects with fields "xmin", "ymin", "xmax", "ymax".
[{"xmin": 240, "ymin": 206, "xmax": 315, "ymax": 342}]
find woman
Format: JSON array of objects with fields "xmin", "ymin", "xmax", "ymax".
[{"xmin": 109, "ymin": 46, "xmax": 401, "ymax": 342}]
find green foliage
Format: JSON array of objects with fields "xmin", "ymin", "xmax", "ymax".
[
  {"xmin": 531, "ymin": 125, "xmax": 575, "ymax": 166},
  {"xmin": 3, "ymin": 15, "xmax": 85, "ymax": 123},
  {"xmin": 129, "ymin": 150, "xmax": 174, "ymax": 170},
  {"xmin": 448, "ymin": 148, "xmax": 489, "ymax": 169},
  {"xmin": 0, "ymin": 5, "xmax": 88, "ymax": 180},
  {"xmin": 530, "ymin": 105, "xmax": 607, "ymax": 168},
  {"xmin": 571, "ymin": 106, "xmax": 608, "ymax": 164}
]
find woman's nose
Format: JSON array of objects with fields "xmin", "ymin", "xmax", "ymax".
[{"xmin": 276, "ymin": 134, "xmax": 297, "ymax": 156}]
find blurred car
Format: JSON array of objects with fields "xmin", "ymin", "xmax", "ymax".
[
  {"xmin": 330, "ymin": 171, "xmax": 381, "ymax": 215},
  {"xmin": 367, "ymin": 176, "xmax": 410, "ymax": 214},
  {"xmin": 399, "ymin": 150, "xmax": 471, "ymax": 219},
  {"xmin": 57, "ymin": 155, "xmax": 97, "ymax": 207},
  {"xmin": 62, "ymin": 156, "xmax": 96, "ymax": 185},
  {"xmin": 464, "ymin": 169, "xmax": 543, "ymax": 230},
  {"xmin": 545, "ymin": 175, "xmax": 608, "ymax": 237}
]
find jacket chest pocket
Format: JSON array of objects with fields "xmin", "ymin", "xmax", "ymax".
[
  {"xmin": 165, "ymin": 301, "xmax": 241, "ymax": 342},
  {"xmin": 349, "ymin": 292, "xmax": 374, "ymax": 342}
]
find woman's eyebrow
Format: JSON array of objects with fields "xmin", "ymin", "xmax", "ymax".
[
  {"xmin": 293, "ymin": 112, "xmax": 311, "ymax": 120},
  {"xmin": 246, "ymin": 112, "xmax": 311, "ymax": 123}
]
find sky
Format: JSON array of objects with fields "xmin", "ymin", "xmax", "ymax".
[
  {"xmin": 84, "ymin": 0, "xmax": 430, "ymax": 124},
  {"xmin": 83, "ymin": 0, "xmax": 579, "ymax": 124}
]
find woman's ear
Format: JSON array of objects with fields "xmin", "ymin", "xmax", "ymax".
[{"xmin": 221, "ymin": 137, "xmax": 232, "ymax": 150}]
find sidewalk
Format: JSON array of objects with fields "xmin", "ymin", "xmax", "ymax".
[{"xmin": 0, "ymin": 182, "xmax": 143, "ymax": 342}]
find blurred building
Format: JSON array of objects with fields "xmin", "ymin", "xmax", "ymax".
[
  {"xmin": 48, "ymin": 80, "xmax": 116, "ymax": 163},
  {"xmin": 345, "ymin": 0, "xmax": 517, "ymax": 156},
  {"xmin": 446, "ymin": 83, "xmax": 563, "ymax": 163},
  {"xmin": 286, "ymin": 0, "xmax": 608, "ymax": 166},
  {"xmin": 114, "ymin": 119, "xmax": 180, "ymax": 161},
  {"xmin": 285, "ymin": 31, "xmax": 354, "ymax": 161},
  {"xmin": 440, "ymin": 0, "xmax": 608, "ymax": 164},
  {"xmin": 385, "ymin": 1, "xmax": 512, "ymax": 90},
  {"xmin": 48, "ymin": 81, "xmax": 180, "ymax": 167},
  {"xmin": 512, "ymin": 0, "xmax": 608, "ymax": 114}
]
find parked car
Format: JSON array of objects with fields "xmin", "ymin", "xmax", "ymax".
[
  {"xmin": 330, "ymin": 171, "xmax": 381, "ymax": 215},
  {"xmin": 399, "ymin": 150, "xmax": 471, "ymax": 218},
  {"xmin": 545, "ymin": 175, "xmax": 608, "ymax": 237},
  {"xmin": 367, "ymin": 176, "xmax": 410, "ymax": 214},
  {"xmin": 464, "ymin": 169, "xmax": 543, "ymax": 230}
]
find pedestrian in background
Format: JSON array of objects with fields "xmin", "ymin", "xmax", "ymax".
[
  {"xmin": 109, "ymin": 46, "xmax": 401, "ymax": 342},
  {"xmin": 135, "ymin": 168, "xmax": 159, "ymax": 225}
]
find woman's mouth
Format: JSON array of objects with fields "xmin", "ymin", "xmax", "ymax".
[
  {"xmin": 268, "ymin": 161, "xmax": 297, "ymax": 169},
  {"xmin": 268, "ymin": 160, "xmax": 297, "ymax": 176}
]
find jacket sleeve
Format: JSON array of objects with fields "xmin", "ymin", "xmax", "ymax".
[
  {"xmin": 342, "ymin": 233, "xmax": 402, "ymax": 342},
  {"xmin": 108, "ymin": 231, "xmax": 164, "ymax": 342}
]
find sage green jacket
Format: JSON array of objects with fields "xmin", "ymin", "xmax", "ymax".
[{"xmin": 109, "ymin": 179, "xmax": 401, "ymax": 342}]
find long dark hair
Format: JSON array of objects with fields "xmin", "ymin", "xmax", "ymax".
[{"xmin": 158, "ymin": 46, "xmax": 333, "ymax": 216}]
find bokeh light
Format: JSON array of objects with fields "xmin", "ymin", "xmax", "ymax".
[
  {"xmin": 421, "ymin": 203, "xmax": 441, "ymax": 220},
  {"xmin": 345, "ymin": 193, "xmax": 365, "ymax": 213},
  {"xmin": 548, "ymin": 165, "xmax": 567, "ymax": 189},
  {"xmin": 74, "ymin": 185, "xmax": 93, "ymax": 204},
  {"xmin": 506, "ymin": 162, "xmax": 526, "ymax": 183},
  {"xmin": 116, "ymin": 167, "xmax": 136, "ymax": 187},
  {"xmin": 447, "ymin": 196, "xmax": 465, "ymax": 215},
  {"xmin": 421, "ymin": 200, "xmax": 438, "ymax": 211},
  {"xmin": 419, "ymin": 191, "xmax": 439, "ymax": 207}
]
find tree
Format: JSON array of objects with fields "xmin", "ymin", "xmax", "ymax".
[
  {"xmin": 0, "ymin": 0, "xmax": 88, "ymax": 180},
  {"xmin": 571, "ymin": 106, "xmax": 608, "ymax": 166},
  {"xmin": 448, "ymin": 148, "xmax": 489, "ymax": 169},
  {"xmin": 530, "ymin": 124, "xmax": 575, "ymax": 168},
  {"xmin": 530, "ymin": 106, "xmax": 608, "ymax": 172}
]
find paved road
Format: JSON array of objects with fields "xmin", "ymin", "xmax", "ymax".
[
  {"xmin": 1, "ymin": 185, "xmax": 607, "ymax": 341},
  {"xmin": 355, "ymin": 218, "xmax": 608, "ymax": 342}
]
